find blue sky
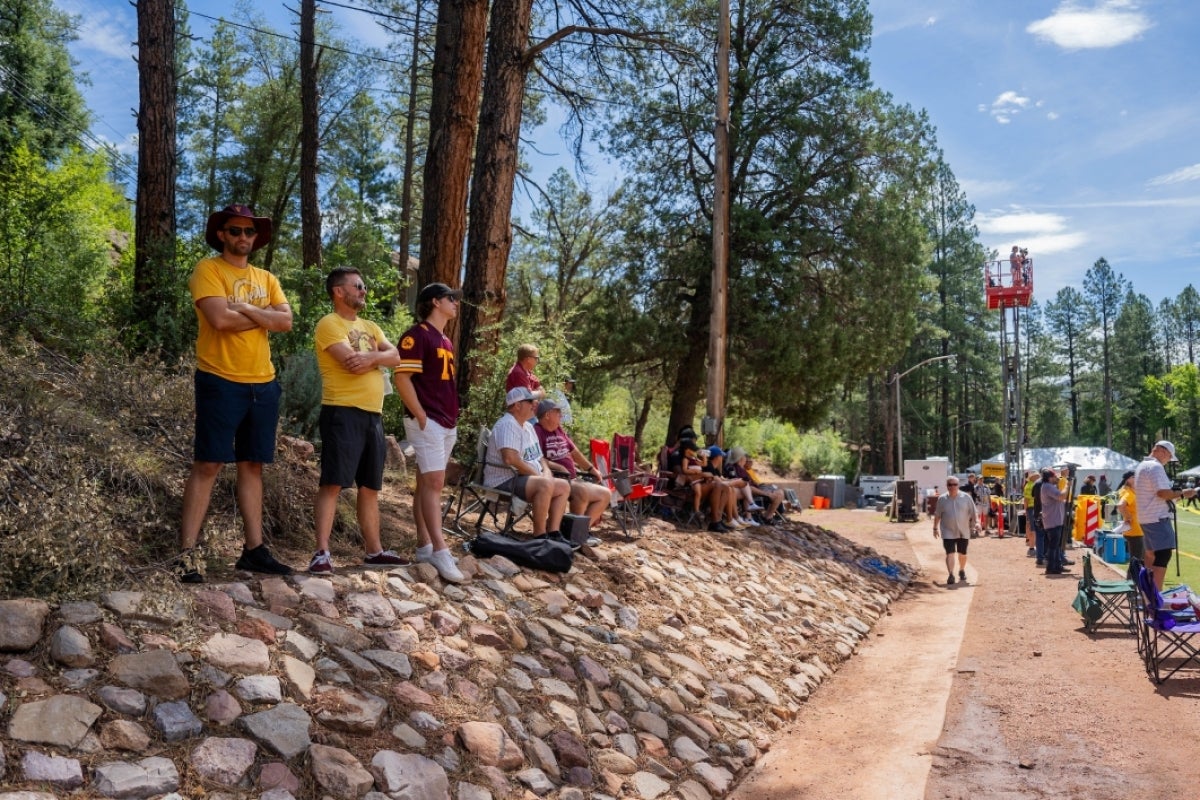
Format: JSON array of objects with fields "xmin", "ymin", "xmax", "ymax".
[{"xmin": 68, "ymin": 0, "xmax": 1198, "ymax": 304}]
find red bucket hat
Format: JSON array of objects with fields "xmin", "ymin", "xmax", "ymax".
[{"xmin": 205, "ymin": 204, "xmax": 273, "ymax": 252}]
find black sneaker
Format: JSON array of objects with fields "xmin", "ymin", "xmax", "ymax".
[
  {"xmin": 236, "ymin": 544, "xmax": 293, "ymax": 576},
  {"xmin": 959, "ymin": 569, "xmax": 967, "ymax": 581},
  {"xmin": 174, "ymin": 549, "xmax": 204, "ymax": 584},
  {"xmin": 708, "ymin": 521, "xmax": 728, "ymax": 533},
  {"xmin": 947, "ymin": 573, "xmax": 956, "ymax": 585},
  {"xmin": 1035, "ymin": 559, "xmax": 1044, "ymax": 567}
]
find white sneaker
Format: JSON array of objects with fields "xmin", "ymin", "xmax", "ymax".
[
  {"xmin": 429, "ymin": 548, "xmax": 465, "ymax": 583},
  {"xmin": 415, "ymin": 544, "xmax": 434, "ymax": 563},
  {"xmin": 744, "ymin": 516, "xmax": 761, "ymax": 527},
  {"xmin": 585, "ymin": 536, "xmax": 602, "ymax": 547},
  {"xmin": 747, "ymin": 503, "xmax": 764, "ymax": 511}
]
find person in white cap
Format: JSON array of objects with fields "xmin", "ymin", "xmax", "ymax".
[
  {"xmin": 1134, "ymin": 440, "xmax": 1196, "ymax": 589},
  {"xmin": 484, "ymin": 387, "xmax": 571, "ymax": 537}
]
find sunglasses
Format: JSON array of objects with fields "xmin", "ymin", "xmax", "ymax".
[
  {"xmin": 440, "ymin": 295, "xmax": 459, "ymax": 304},
  {"xmin": 947, "ymin": 482, "xmax": 959, "ymax": 487},
  {"xmin": 341, "ymin": 282, "xmax": 366, "ymax": 291},
  {"xmin": 224, "ymin": 226, "xmax": 257, "ymax": 237}
]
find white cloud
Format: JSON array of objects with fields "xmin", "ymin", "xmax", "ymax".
[
  {"xmin": 959, "ymin": 178, "xmax": 1018, "ymax": 200},
  {"xmin": 924, "ymin": 16, "xmax": 937, "ymax": 27},
  {"xmin": 978, "ymin": 209, "xmax": 1089, "ymax": 262},
  {"xmin": 61, "ymin": 2, "xmax": 134, "ymax": 61},
  {"xmin": 1148, "ymin": 164, "xmax": 1200, "ymax": 187},
  {"xmin": 1026, "ymin": 0, "xmax": 1152, "ymax": 50},
  {"xmin": 1046, "ymin": 111, "xmax": 1060, "ymax": 120},
  {"xmin": 984, "ymin": 91, "xmax": 1032, "ymax": 125}
]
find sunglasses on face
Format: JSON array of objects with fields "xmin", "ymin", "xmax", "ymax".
[
  {"xmin": 341, "ymin": 282, "xmax": 366, "ymax": 291},
  {"xmin": 224, "ymin": 226, "xmax": 257, "ymax": 238}
]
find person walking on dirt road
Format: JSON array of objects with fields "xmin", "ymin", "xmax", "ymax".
[{"xmin": 933, "ymin": 476, "xmax": 979, "ymax": 585}]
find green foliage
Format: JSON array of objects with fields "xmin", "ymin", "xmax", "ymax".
[
  {"xmin": 725, "ymin": 418, "xmax": 850, "ymax": 477},
  {"xmin": 0, "ymin": 0, "xmax": 90, "ymax": 164},
  {"xmin": 565, "ymin": 384, "xmax": 668, "ymax": 461},
  {"xmin": 278, "ymin": 351, "xmax": 323, "ymax": 440},
  {"xmin": 596, "ymin": 0, "xmax": 938, "ymax": 429},
  {"xmin": 0, "ymin": 141, "xmax": 133, "ymax": 351}
]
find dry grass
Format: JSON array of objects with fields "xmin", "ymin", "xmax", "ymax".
[{"xmin": 0, "ymin": 339, "xmax": 367, "ymax": 599}]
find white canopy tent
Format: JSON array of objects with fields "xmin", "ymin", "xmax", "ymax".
[
  {"xmin": 967, "ymin": 446, "xmax": 1142, "ymax": 496},
  {"xmin": 1178, "ymin": 464, "xmax": 1200, "ymax": 479}
]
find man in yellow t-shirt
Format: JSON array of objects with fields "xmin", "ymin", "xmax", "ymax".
[
  {"xmin": 177, "ymin": 204, "xmax": 294, "ymax": 583},
  {"xmin": 308, "ymin": 267, "xmax": 409, "ymax": 574}
]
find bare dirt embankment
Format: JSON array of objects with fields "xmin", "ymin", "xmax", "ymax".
[{"xmin": 731, "ymin": 509, "xmax": 1200, "ymax": 800}]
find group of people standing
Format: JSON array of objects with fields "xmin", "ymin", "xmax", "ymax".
[
  {"xmin": 1017, "ymin": 441, "xmax": 1194, "ymax": 588},
  {"xmin": 176, "ymin": 203, "xmax": 469, "ymax": 584},
  {"xmin": 176, "ymin": 203, "xmax": 620, "ymax": 585},
  {"xmin": 934, "ymin": 440, "xmax": 1196, "ymax": 588}
]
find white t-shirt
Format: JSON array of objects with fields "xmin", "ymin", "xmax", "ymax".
[
  {"xmin": 484, "ymin": 412, "xmax": 543, "ymax": 487},
  {"xmin": 1134, "ymin": 457, "xmax": 1171, "ymax": 522}
]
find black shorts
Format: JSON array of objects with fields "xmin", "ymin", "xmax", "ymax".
[
  {"xmin": 193, "ymin": 370, "xmax": 281, "ymax": 464},
  {"xmin": 493, "ymin": 475, "xmax": 532, "ymax": 500},
  {"xmin": 942, "ymin": 537, "xmax": 969, "ymax": 554},
  {"xmin": 319, "ymin": 405, "xmax": 386, "ymax": 490}
]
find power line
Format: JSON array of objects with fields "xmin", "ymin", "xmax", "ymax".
[
  {"xmin": 0, "ymin": 63, "xmax": 138, "ymax": 184},
  {"xmin": 187, "ymin": 9, "xmax": 412, "ymax": 67}
]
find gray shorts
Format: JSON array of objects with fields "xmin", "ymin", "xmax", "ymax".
[{"xmin": 1141, "ymin": 518, "xmax": 1176, "ymax": 552}]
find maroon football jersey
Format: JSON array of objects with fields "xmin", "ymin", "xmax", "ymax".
[{"xmin": 396, "ymin": 322, "xmax": 459, "ymax": 428}]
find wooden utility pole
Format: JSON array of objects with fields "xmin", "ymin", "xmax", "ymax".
[{"xmin": 706, "ymin": 0, "xmax": 731, "ymax": 445}]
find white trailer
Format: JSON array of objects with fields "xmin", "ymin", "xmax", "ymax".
[{"xmin": 904, "ymin": 458, "xmax": 953, "ymax": 513}]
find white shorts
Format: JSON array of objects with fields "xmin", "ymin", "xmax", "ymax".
[{"xmin": 403, "ymin": 417, "xmax": 457, "ymax": 474}]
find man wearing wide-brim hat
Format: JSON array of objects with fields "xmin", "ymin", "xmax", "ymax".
[{"xmin": 176, "ymin": 204, "xmax": 294, "ymax": 583}]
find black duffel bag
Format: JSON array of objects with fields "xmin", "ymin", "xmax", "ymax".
[{"xmin": 465, "ymin": 532, "xmax": 574, "ymax": 573}]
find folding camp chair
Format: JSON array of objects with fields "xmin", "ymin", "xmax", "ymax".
[
  {"xmin": 610, "ymin": 433, "xmax": 657, "ymax": 538},
  {"xmin": 444, "ymin": 426, "xmax": 528, "ymax": 538},
  {"xmin": 1074, "ymin": 552, "xmax": 1136, "ymax": 635},
  {"xmin": 1135, "ymin": 565, "xmax": 1200, "ymax": 683},
  {"xmin": 588, "ymin": 438, "xmax": 647, "ymax": 540}
]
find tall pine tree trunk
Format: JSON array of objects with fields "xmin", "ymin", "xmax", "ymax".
[
  {"xmin": 394, "ymin": 0, "xmax": 424, "ymax": 314},
  {"xmin": 299, "ymin": 0, "xmax": 322, "ymax": 316},
  {"xmin": 456, "ymin": 0, "xmax": 532, "ymax": 404},
  {"xmin": 134, "ymin": 0, "xmax": 177, "ymax": 355},
  {"xmin": 417, "ymin": 0, "xmax": 489, "ymax": 292}
]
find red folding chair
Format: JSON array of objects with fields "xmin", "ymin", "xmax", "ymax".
[{"xmin": 590, "ymin": 437, "xmax": 645, "ymax": 540}]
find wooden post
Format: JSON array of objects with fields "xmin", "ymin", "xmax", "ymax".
[{"xmin": 707, "ymin": 0, "xmax": 731, "ymax": 446}]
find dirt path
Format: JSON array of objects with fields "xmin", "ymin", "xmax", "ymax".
[{"xmin": 730, "ymin": 509, "xmax": 1200, "ymax": 800}]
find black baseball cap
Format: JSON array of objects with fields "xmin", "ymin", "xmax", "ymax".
[{"xmin": 417, "ymin": 282, "xmax": 462, "ymax": 303}]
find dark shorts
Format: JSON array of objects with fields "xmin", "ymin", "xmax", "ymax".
[
  {"xmin": 493, "ymin": 475, "xmax": 532, "ymax": 500},
  {"xmin": 942, "ymin": 537, "xmax": 969, "ymax": 554},
  {"xmin": 319, "ymin": 405, "xmax": 386, "ymax": 490},
  {"xmin": 193, "ymin": 370, "xmax": 281, "ymax": 464}
]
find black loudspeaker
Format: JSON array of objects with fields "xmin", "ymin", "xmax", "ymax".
[{"xmin": 561, "ymin": 513, "xmax": 591, "ymax": 546}]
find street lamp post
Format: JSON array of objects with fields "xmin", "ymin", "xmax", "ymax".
[{"xmin": 891, "ymin": 354, "xmax": 956, "ymax": 474}]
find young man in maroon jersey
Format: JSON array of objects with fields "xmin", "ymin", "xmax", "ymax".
[{"xmin": 393, "ymin": 283, "xmax": 466, "ymax": 583}]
